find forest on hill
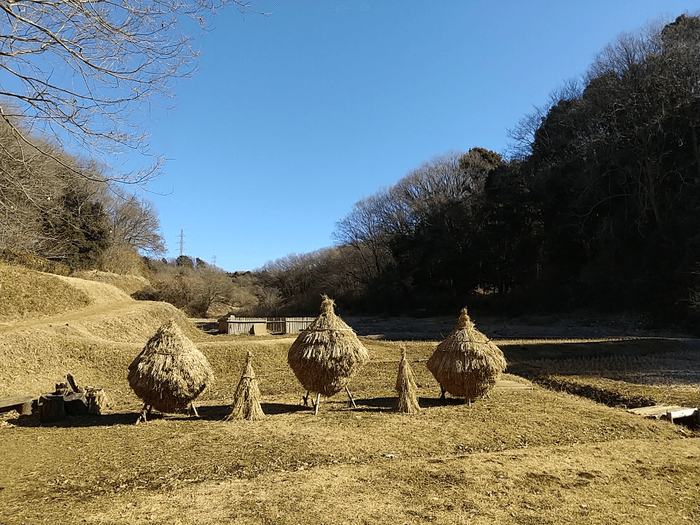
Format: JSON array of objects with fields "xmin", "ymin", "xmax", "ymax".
[
  {"xmin": 251, "ymin": 15, "xmax": 700, "ymax": 323},
  {"xmin": 3, "ymin": 15, "xmax": 700, "ymax": 326}
]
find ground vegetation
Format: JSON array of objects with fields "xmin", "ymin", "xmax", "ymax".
[{"xmin": 0, "ymin": 267, "xmax": 698, "ymax": 524}]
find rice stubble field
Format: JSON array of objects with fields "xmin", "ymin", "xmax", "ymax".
[{"xmin": 0, "ymin": 265, "xmax": 698, "ymax": 524}]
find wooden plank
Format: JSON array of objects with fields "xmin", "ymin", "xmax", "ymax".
[
  {"xmin": 665, "ymin": 408, "xmax": 698, "ymax": 419},
  {"xmin": 628, "ymin": 405, "xmax": 684, "ymax": 417},
  {"xmin": 285, "ymin": 317, "xmax": 315, "ymax": 334},
  {"xmin": 494, "ymin": 380, "xmax": 534, "ymax": 390},
  {"xmin": 628, "ymin": 405, "xmax": 699, "ymax": 421},
  {"xmin": 0, "ymin": 395, "xmax": 34, "ymax": 414},
  {"xmin": 266, "ymin": 319, "xmax": 285, "ymax": 333}
]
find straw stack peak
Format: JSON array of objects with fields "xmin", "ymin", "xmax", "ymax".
[
  {"xmin": 319, "ymin": 295, "xmax": 335, "ymax": 316},
  {"xmin": 455, "ymin": 307, "xmax": 475, "ymax": 332},
  {"xmin": 147, "ymin": 320, "xmax": 189, "ymax": 354},
  {"xmin": 242, "ymin": 351, "xmax": 256, "ymax": 379}
]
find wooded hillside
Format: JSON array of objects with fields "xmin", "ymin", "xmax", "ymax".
[{"xmin": 252, "ymin": 16, "xmax": 700, "ymax": 325}]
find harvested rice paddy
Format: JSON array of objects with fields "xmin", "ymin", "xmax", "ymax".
[{"xmin": 0, "ymin": 267, "xmax": 698, "ymax": 524}]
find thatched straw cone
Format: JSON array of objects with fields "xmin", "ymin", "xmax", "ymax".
[
  {"xmin": 426, "ymin": 308, "xmax": 506, "ymax": 403},
  {"xmin": 128, "ymin": 320, "xmax": 214, "ymax": 419},
  {"xmin": 394, "ymin": 347, "xmax": 420, "ymax": 414},
  {"xmin": 288, "ymin": 296, "xmax": 369, "ymax": 412},
  {"xmin": 226, "ymin": 351, "xmax": 265, "ymax": 421}
]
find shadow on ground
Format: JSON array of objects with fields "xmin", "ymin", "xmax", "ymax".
[
  {"xmin": 353, "ymin": 396, "xmax": 465, "ymax": 412},
  {"xmin": 4, "ymin": 400, "xmax": 318, "ymax": 427}
]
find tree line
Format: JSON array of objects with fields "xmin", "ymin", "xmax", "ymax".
[
  {"xmin": 0, "ymin": 0, "xmax": 259, "ymax": 316},
  {"xmin": 5, "ymin": 9, "xmax": 700, "ymax": 325},
  {"xmin": 246, "ymin": 15, "xmax": 700, "ymax": 324},
  {"xmin": 0, "ymin": 114, "xmax": 165, "ymax": 272}
]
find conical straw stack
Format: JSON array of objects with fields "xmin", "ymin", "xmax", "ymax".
[
  {"xmin": 394, "ymin": 347, "xmax": 421, "ymax": 414},
  {"xmin": 226, "ymin": 351, "xmax": 265, "ymax": 421}
]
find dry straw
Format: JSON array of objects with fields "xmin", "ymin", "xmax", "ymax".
[
  {"xmin": 394, "ymin": 347, "xmax": 421, "ymax": 414},
  {"xmin": 288, "ymin": 295, "xmax": 369, "ymax": 414},
  {"xmin": 226, "ymin": 351, "xmax": 265, "ymax": 421},
  {"xmin": 426, "ymin": 308, "xmax": 506, "ymax": 404},
  {"xmin": 128, "ymin": 320, "xmax": 214, "ymax": 421}
]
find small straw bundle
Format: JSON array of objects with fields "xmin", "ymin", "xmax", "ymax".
[
  {"xmin": 288, "ymin": 295, "xmax": 369, "ymax": 414},
  {"xmin": 426, "ymin": 308, "xmax": 506, "ymax": 404},
  {"xmin": 128, "ymin": 320, "xmax": 214, "ymax": 422},
  {"xmin": 226, "ymin": 351, "xmax": 265, "ymax": 421},
  {"xmin": 394, "ymin": 347, "xmax": 421, "ymax": 414}
]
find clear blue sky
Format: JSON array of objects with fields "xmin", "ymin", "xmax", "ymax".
[{"xmin": 139, "ymin": 0, "xmax": 700, "ymax": 272}]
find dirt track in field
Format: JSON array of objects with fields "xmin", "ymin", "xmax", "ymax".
[{"xmin": 0, "ymin": 299, "xmax": 145, "ymax": 335}]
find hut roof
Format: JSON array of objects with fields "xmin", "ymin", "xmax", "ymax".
[
  {"xmin": 127, "ymin": 320, "xmax": 214, "ymax": 413},
  {"xmin": 287, "ymin": 295, "xmax": 369, "ymax": 396},
  {"xmin": 426, "ymin": 308, "xmax": 506, "ymax": 399}
]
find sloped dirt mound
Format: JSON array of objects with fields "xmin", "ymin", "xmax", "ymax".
[
  {"xmin": 0, "ymin": 266, "xmax": 206, "ymax": 399},
  {"xmin": 71, "ymin": 270, "xmax": 150, "ymax": 296},
  {"xmin": 0, "ymin": 264, "xmax": 91, "ymax": 321},
  {"xmin": 53, "ymin": 273, "xmax": 133, "ymax": 306}
]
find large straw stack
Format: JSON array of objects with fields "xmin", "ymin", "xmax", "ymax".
[
  {"xmin": 226, "ymin": 351, "xmax": 265, "ymax": 421},
  {"xmin": 288, "ymin": 295, "xmax": 369, "ymax": 413},
  {"xmin": 426, "ymin": 308, "xmax": 506, "ymax": 403},
  {"xmin": 128, "ymin": 320, "xmax": 214, "ymax": 421},
  {"xmin": 394, "ymin": 347, "xmax": 421, "ymax": 414}
]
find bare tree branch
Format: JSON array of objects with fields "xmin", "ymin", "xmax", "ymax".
[{"xmin": 0, "ymin": 0, "xmax": 265, "ymax": 185}]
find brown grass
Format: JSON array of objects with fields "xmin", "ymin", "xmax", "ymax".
[
  {"xmin": 0, "ymin": 269, "xmax": 699, "ymax": 524},
  {"xmin": 0, "ymin": 262, "xmax": 91, "ymax": 321}
]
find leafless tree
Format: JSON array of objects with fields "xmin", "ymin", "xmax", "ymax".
[
  {"xmin": 333, "ymin": 190, "xmax": 395, "ymax": 283},
  {"xmin": 104, "ymin": 188, "xmax": 165, "ymax": 256},
  {"xmin": 0, "ymin": 114, "xmax": 103, "ymax": 257},
  {"xmin": 506, "ymin": 78, "xmax": 584, "ymax": 160},
  {"xmin": 0, "ymin": 0, "xmax": 262, "ymax": 184}
]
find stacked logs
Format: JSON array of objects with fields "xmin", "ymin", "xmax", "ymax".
[{"xmin": 38, "ymin": 374, "xmax": 109, "ymax": 423}]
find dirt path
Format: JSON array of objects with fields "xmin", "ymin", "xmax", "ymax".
[
  {"xmin": 0, "ymin": 298, "xmax": 143, "ymax": 335},
  {"xmin": 0, "ymin": 272, "xmax": 163, "ymax": 336}
]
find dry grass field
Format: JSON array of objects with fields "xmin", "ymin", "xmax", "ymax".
[{"xmin": 0, "ymin": 263, "xmax": 698, "ymax": 524}]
